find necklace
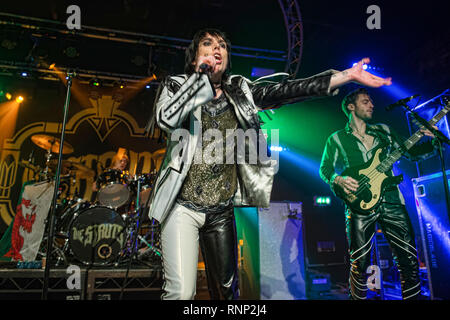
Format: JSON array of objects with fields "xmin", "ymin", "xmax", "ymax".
[{"xmin": 352, "ymin": 126, "xmax": 366, "ymax": 141}]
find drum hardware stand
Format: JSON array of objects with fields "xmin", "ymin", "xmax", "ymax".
[
  {"xmin": 137, "ymin": 232, "xmax": 161, "ymax": 258},
  {"xmin": 54, "ymin": 239, "xmax": 69, "ymax": 267},
  {"xmin": 119, "ymin": 177, "xmax": 156, "ymax": 300},
  {"xmin": 42, "ymin": 70, "xmax": 76, "ymax": 300},
  {"xmin": 42, "ymin": 148, "xmax": 53, "ymax": 180},
  {"xmin": 135, "ymin": 173, "xmax": 160, "ymax": 259},
  {"xmin": 38, "ymin": 229, "xmax": 69, "ymax": 267},
  {"xmin": 119, "ymin": 178, "xmax": 142, "ymax": 300}
]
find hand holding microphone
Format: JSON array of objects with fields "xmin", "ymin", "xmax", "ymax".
[{"xmin": 195, "ymin": 55, "xmax": 216, "ymax": 74}]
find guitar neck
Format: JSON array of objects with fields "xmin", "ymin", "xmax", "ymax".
[{"xmin": 377, "ymin": 102, "xmax": 450, "ymax": 172}]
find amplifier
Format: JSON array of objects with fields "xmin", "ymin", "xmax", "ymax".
[
  {"xmin": 306, "ymin": 269, "xmax": 331, "ymax": 298},
  {"xmin": 412, "ymin": 170, "xmax": 450, "ymax": 300}
]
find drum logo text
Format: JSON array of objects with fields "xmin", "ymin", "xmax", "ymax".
[{"xmin": 71, "ymin": 223, "xmax": 124, "ymax": 246}]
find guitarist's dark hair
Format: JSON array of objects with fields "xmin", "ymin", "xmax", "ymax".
[{"xmin": 341, "ymin": 87, "xmax": 369, "ymax": 118}]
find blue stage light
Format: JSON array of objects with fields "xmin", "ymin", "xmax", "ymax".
[
  {"xmin": 280, "ymin": 150, "xmax": 320, "ymax": 176},
  {"xmin": 351, "ymin": 62, "xmax": 368, "ymax": 69},
  {"xmin": 251, "ymin": 67, "xmax": 275, "ymax": 78}
]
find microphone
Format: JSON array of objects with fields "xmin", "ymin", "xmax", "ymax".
[
  {"xmin": 385, "ymin": 94, "xmax": 420, "ymax": 111},
  {"xmin": 199, "ymin": 63, "xmax": 212, "ymax": 74}
]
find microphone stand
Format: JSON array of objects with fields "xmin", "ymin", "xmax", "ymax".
[
  {"xmin": 401, "ymin": 102, "xmax": 450, "ymax": 221},
  {"xmin": 42, "ymin": 71, "xmax": 75, "ymax": 300}
]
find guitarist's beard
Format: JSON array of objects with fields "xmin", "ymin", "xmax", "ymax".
[{"xmin": 353, "ymin": 108, "xmax": 373, "ymax": 122}]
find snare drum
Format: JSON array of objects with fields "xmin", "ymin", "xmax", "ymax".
[
  {"xmin": 68, "ymin": 206, "xmax": 126, "ymax": 266},
  {"xmin": 97, "ymin": 169, "xmax": 131, "ymax": 208}
]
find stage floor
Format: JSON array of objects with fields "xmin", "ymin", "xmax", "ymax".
[
  {"xmin": 0, "ymin": 262, "xmax": 164, "ymax": 300},
  {"xmin": 0, "ymin": 262, "xmax": 408, "ymax": 300}
]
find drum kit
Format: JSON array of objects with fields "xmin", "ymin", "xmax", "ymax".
[{"xmin": 20, "ymin": 134, "xmax": 161, "ymax": 267}]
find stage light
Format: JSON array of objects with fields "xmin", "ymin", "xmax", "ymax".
[
  {"xmin": 351, "ymin": 62, "xmax": 377, "ymax": 71},
  {"xmin": 314, "ymin": 196, "xmax": 331, "ymax": 206},
  {"xmin": 21, "ymin": 72, "xmax": 28, "ymax": 77},
  {"xmin": 270, "ymin": 146, "xmax": 286, "ymax": 152},
  {"xmin": 90, "ymin": 78, "xmax": 101, "ymax": 87},
  {"xmin": 145, "ymin": 84, "xmax": 151, "ymax": 89},
  {"xmin": 16, "ymin": 96, "xmax": 24, "ymax": 103},
  {"xmin": 49, "ymin": 63, "xmax": 56, "ymax": 70},
  {"xmin": 114, "ymin": 80, "xmax": 126, "ymax": 89},
  {"xmin": 64, "ymin": 46, "xmax": 79, "ymax": 58},
  {"xmin": 251, "ymin": 67, "xmax": 275, "ymax": 78},
  {"xmin": 351, "ymin": 62, "xmax": 368, "ymax": 69},
  {"xmin": 5, "ymin": 93, "xmax": 12, "ymax": 100}
]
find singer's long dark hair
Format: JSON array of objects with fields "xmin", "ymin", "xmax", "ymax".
[{"xmin": 184, "ymin": 28, "xmax": 232, "ymax": 79}]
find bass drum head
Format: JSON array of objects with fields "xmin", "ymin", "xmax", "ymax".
[
  {"xmin": 69, "ymin": 206, "xmax": 126, "ymax": 266},
  {"xmin": 98, "ymin": 183, "xmax": 130, "ymax": 208}
]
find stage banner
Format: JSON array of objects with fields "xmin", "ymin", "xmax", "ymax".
[{"xmin": 1, "ymin": 181, "xmax": 54, "ymax": 261}]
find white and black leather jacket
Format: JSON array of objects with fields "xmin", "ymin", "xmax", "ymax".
[{"xmin": 148, "ymin": 70, "xmax": 338, "ymax": 224}]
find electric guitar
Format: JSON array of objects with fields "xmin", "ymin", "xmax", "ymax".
[{"xmin": 335, "ymin": 99, "xmax": 450, "ymax": 214}]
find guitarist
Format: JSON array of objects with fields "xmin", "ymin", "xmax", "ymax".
[{"xmin": 319, "ymin": 88, "xmax": 436, "ymax": 300}]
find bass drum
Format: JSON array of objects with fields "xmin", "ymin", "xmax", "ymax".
[{"xmin": 68, "ymin": 206, "xmax": 126, "ymax": 266}]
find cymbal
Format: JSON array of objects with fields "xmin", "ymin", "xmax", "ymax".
[
  {"xmin": 31, "ymin": 134, "xmax": 74, "ymax": 154},
  {"xmin": 48, "ymin": 159, "xmax": 95, "ymax": 179}
]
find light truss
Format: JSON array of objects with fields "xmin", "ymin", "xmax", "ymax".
[
  {"xmin": 278, "ymin": 0, "xmax": 303, "ymax": 78},
  {"xmin": 0, "ymin": 12, "xmax": 286, "ymax": 63}
]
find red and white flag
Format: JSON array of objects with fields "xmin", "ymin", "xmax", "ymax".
[{"xmin": 4, "ymin": 181, "xmax": 54, "ymax": 261}]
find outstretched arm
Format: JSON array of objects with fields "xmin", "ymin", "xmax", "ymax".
[
  {"xmin": 250, "ymin": 58, "xmax": 391, "ymax": 111},
  {"xmin": 329, "ymin": 57, "xmax": 392, "ymax": 90},
  {"xmin": 249, "ymin": 70, "xmax": 339, "ymax": 110}
]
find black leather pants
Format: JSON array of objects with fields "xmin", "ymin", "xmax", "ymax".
[
  {"xmin": 160, "ymin": 203, "xmax": 239, "ymax": 300},
  {"xmin": 199, "ymin": 207, "xmax": 240, "ymax": 300},
  {"xmin": 346, "ymin": 201, "xmax": 420, "ymax": 300}
]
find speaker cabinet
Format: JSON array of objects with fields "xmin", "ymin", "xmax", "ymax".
[
  {"xmin": 412, "ymin": 170, "xmax": 450, "ymax": 300},
  {"xmin": 302, "ymin": 203, "xmax": 347, "ymax": 267}
]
